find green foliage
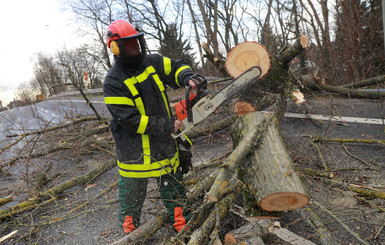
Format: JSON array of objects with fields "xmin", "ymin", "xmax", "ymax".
[{"xmin": 158, "ymin": 23, "xmax": 197, "ymax": 69}]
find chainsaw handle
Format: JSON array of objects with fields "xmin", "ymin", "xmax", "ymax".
[{"xmin": 185, "ymin": 74, "xmax": 207, "ymax": 122}]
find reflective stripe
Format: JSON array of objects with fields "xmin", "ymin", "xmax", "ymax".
[
  {"xmin": 104, "ymin": 97, "xmax": 134, "ymax": 106},
  {"xmin": 119, "ymin": 64, "xmax": 183, "ymax": 175},
  {"xmin": 136, "ymin": 66, "xmax": 156, "ymax": 82},
  {"xmin": 137, "ymin": 115, "xmax": 149, "ymax": 134},
  {"xmin": 124, "ymin": 76, "xmax": 151, "ymax": 164},
  {"xmin": 142, "ymin": 134, "xmax": 151, "ymax": 164},
  {"xmin": 175, "ymin": 65, "xmax": 191, "ymax": 87},
  {"xmin": 117, "ymin": 150, "xmax": 179, "ymax": 178},
  {"xmin": 134, "ymin": 97, "xmax": 145, "ymax": 115},
  {"xmin": 184, "ymin": 134, "xmax": 192, "ymax": 146},
  {"xmin": 163, "ymin": 57, "xmax": 172, "ymax": 76},
  {"xmin": 152, "ymin": 74, "xmax": 171, "ymax": 117},
  {"xmin": 124, "ymin": 77, "xmax": 139, "ymax": 97}
]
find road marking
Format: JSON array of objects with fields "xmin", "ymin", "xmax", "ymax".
[
  {"xmin": 46, "ymin": 100, "xmax": 105, "ymax": 104},
  {"xmin": 284, "ymin": 112, "xmax": 384, "ymax": 125},
  {"xmin": 45, "ymin": 99, "xmax": 384, "ymax": 125}
]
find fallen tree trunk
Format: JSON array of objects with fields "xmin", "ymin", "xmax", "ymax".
[
  {"xmin": 300, "ymin": 74, "xmax": 385, "ymax": 99},
  {"xmin": 340, "ymin": 74, "xmax": 385, "ymax": 89},
  {"xmin": 224, "ymin": 222, "xmax": 267, "ymax": 245},
  {"xmin": 224, "ymin": 221, "xmax": 316, "ymax": 245},
  {"xmin": 311, "ymin": 135, "xmax": 385, "ymax": 146},
  {"xmin": 234, "ymin": 112, "xmax": 309, "ymax": 211},
  {"xmin": 188, "ymin": 183, "xmax": 242, "ymax": 245},
  {"xmin": 319, "ymin": 83, "xmax": 385, "ymax": 99},
  {"xmin": 298, "ymin": 168, "xmax": 385, "ymax": 200},
  {"xmin": 112, "ymin": 210, "xmax": 169, "ymax": 245},
  {"xmin": 206, "ymin": 112, "xmax": 272, "ymax": 202},
  {"xmin": 298, "ymin": 206, "xmax": 335, "ymax": 245},
  {"xmin": 186, "ymin": 115, "xmax": 237, "ymax": 139},
  {"xmin": 0, "ymin": 159, "xmax": 116, "ymax": 221}
]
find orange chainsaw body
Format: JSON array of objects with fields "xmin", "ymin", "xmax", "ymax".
[{"xmin": 175, "ymin": 93, "xmax": 197, "ymax": 121}]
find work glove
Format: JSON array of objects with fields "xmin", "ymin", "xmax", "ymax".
[
  {"xmin": 178, "ymin": 144, "xmax": 193, "ymax": 174},
  {"xmin": 176, "ymin": 133, "xmax": 193, "ymax": 174}
]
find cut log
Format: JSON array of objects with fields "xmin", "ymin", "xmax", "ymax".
[
  {"xmin": 233, "ymin": 101, "xmax": 256, "ymax": 116},
  {"xmin": 224, "ymin": 220, "xmax": 316, "ymax": 245},
  {"xmin": 233, "ymin": 112, "xmax": 309, "ymax": 211},
  {"xmin": 236, "ymin": 35, "xmax": 308, "ymax": 116},
  {"xmin": 224, "ymin": 222, "xmax": 266, "ymax": 245},
  {"xmin": 241, "ymin": 187, "xmax": 281, "ymax": 219},
  {"xmin": 225, "ymin": 41, "xmax": 271, "ymax": 79},
  {"xmin": 206, "ymin": 113, "xmax": 273, "ymax": 202}
]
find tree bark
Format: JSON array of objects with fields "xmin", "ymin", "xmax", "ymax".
[
  {"xmin": 206, "ymin": 112, "xmax": 272, "ymax": 202},
  {"xmin": 233, "ymin": 112, "xmax": 309, "ymax": 211},
  {"xmin": 111, "ymin": 211, "xmax": 169, "ymax": 245},
  {"xmin": 188, "ymin": 184, "xmax": 242, "ymax": 245},
  {"xmin": 0, "ymin": 159, "xmax": 116, "ymax": 221},
  {"xmin": 340, "ymin": 74, "xmax": 385, "ymax": 89},
  {"xmin": 224, "ymin": 222, "xmax": 266, "ymax": 245}
]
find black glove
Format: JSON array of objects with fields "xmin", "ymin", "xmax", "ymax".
[{"xmin": 178, "ymin": 144, "xmax": 193, "ymax": 174}]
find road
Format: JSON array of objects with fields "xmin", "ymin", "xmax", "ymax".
[{"xmin": 0, "ymin": 95, "xmax": 110, "ymax": 159}]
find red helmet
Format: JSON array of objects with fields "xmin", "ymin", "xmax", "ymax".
[{"xmin": 106, "ymin": 20, "xmax": 144, "ymax": 48}]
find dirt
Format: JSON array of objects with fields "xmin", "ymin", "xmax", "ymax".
[{"xmin": 0, "ymin": 93, "xmax": 384, "ymax": 245}]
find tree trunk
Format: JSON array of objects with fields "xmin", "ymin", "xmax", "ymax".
[
  {"xmin": 233, "ymin": 112, "xmax": 309, "ymax": 211},
  {"xmin": 340, "ymin": 74, "xmax": 385, "ymax": 88},
  {"xmin": 206, "ymin": 113, "xmax": 272, "ymax": 202},
  {"xmin": 188, "ymin": 184, "xmax": 242, "ymax": 245},
  {"xmin": 224, "ymin": 222, "xmax": 266, "ymax": 245},
  {"xmin": 111, "ymin": 211, "xmax": 169, "ymax": 245},
  {"xmin": 0, "ymin": 159, "xmax": 116, "ymax": 221}
]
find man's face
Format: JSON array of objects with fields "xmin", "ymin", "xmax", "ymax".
[{"xmin": 120, "ymin": 38, "xmax": 140, "ymax": 57}]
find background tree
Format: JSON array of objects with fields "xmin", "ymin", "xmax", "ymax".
[
  {"xmin": 333, "ymin": 0, "xmax": 385, "ymax": 84},
  {"xmin": 32, "ymin": 53, "xmax": 64, "ymax": 97},
  {"xmin": 158, "ymin": 23, "xmax": 197, "ymax": 69}
]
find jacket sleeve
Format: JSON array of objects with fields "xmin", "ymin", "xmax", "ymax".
[
  {"xmin": 104, "ymin": 76, "xmax": 175, "ymax": 136},
  {"xmin": 152, "ymin": 54, "xmax": 195, "ymax": 89}
]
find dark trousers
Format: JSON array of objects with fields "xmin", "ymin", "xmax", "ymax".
[{"xmin": 118, "ymin": 168, "xmax": 190, "ymax": 228}]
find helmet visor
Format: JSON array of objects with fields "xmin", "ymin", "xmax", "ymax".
[{"xmin": 119, "ymin": 38, "xmax": 141, "ymax": 56}]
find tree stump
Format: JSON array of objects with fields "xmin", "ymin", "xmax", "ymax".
[{"xmin": 233, "ymin": 112, "xmax": 309, "ymax": 211}]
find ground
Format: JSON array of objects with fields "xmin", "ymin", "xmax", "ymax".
[{"xmin": 0, "ymin": 93, "xmax": 384, "ymax": 245}]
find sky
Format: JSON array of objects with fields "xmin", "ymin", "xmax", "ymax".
[{"xmin": 0, "ymin": 0, "xmax": 81, "ymax": 105}]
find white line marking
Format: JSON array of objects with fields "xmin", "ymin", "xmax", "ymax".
[
  {"xmin": 46, "ymin": 100, "xmax": 105, "ymax": 104},
  {"xmin": 284, "ymin": 112, "xmax": 384, "ymax": 125}
]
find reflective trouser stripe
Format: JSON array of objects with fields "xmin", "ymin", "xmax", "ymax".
[{"xmin": 117, "ymin": 150, "xmax": 179, "ymax": 178}]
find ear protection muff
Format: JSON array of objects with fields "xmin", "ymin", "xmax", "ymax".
[{"xmin": 110, "ymin": 41, "xmax": 120, "ymax": 56}]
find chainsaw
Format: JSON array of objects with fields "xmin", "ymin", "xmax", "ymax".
[{"xmin": 173, "ymin": 65, "xmax": 263, "ymax": 139}]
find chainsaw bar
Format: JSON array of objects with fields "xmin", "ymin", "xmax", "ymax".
[{"xmin": 173, "ymin": 65, "xmax": 262, "ymax": 139}]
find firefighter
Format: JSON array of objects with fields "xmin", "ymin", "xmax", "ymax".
[{"xmin": 103, "ymin": 19, "xmax": 196, "ymax": 234}]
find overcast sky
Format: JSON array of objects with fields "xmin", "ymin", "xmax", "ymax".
[{"xmin": 0, "ymin": 0, "xmax": 81, "ymax": 104}]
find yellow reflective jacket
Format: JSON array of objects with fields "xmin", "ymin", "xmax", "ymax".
[{"xmin": 103, "ymin": 54, "xmax": 194, "ymax": 178}]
